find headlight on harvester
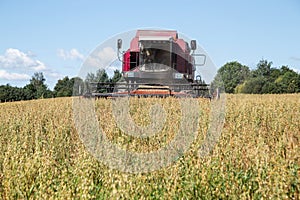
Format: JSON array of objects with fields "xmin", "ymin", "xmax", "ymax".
[
  {"xmin": 174, "ymin": 73, "xmax": 184, "ymax": 79},
  {"xmin": 126, "ymin": 71, "xmax": 135, "ymax": 78}
]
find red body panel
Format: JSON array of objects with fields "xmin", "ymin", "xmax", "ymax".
[
  {"xmin": 123, "ymin": 51, "xmax": 130, "ymax": 71},
  {"xmin": 122, "ymin": 30, "xmax": 195, "ymax": 81}
]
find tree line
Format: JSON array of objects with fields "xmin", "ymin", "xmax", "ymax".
[
  {"xmin": 0, "ymin": 69, "xmax": 122, "ymax": 102},
  {"xmin": 0, "ymin": 59, "xmax": 299, "ymax": 102},
  {"xmin": 212, "ymin": 59, "xmax": 300, "ymax": 94}
]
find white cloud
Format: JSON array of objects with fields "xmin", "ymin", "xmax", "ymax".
[
  {"xmin": 45, "ymin": 71, "xmax": 63, "ymax": 79},
  {"xmin": 57, "ymin": 48, "xmax": 85, "ymax": 60},
  {"xmin": 84, "ymin": 47, "xmax": 116, "ymax": 68},
  {"xmin": 0, "ymin": 70, "xmax": 30, "ymax": 80},
  {"xmin": 0, "ymin": 48, "xmax": 65, "ymax": 88},
  {"xmin": 32, "ymin": 60, "xmax": 47, "ymax": 71},
  {"xmin": 0, "ymin": 48, "xmax": 47, "ymax": 71},
  {"xmin": 97, "ymin": 47, "xmax": 116, "ymax": 64}
]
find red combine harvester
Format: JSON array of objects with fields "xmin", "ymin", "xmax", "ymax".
[{"xmin": 89, "ymin": 30, "xmax": 210, "ymax": 98}]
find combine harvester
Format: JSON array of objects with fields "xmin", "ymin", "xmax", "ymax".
[{"xmin": 87, "ymin": 30, "xmax": 211, "ymax": 98}]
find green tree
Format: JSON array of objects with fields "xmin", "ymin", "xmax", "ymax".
[
  {"xmin": 280, "ymin": 65, "xmax": 294, "ymax": 74},
  {"xmin": 252, "ymin": 59, "xmax": 272, "ymax": 77},
  {"xmin": 110, "ymin": 69, "xmax": 122, "ymax": 83},
  {"xmin": 54, "ymin": 76, "xmax": 85, "ymax": 97},
  {"xmin": 96, "ymin": 69, "xmax": 109, "ymax": 82},
  {"xmin": 54, "ymin": 76, "xmax": 73, "ymax": 97},
  {"xmin": 0, "ymin": 84, "xmax": 25, "ymax": 102},
  {"xmin": 243, "ymin": 60, "xmax": 274, "ymax": 94},
  {"xmin": 85, "ymin": 72, "xmax": 96, "ymax": 82},
  {"xmin": 85, "ymin": 69, "xmax": 113, "ymax": 94},
  {"xmin": 24, "ymin": 72, "xmax": 52, "ymax": 99},
  {"xmin": 240, "ymin": 60, "xmax": 274, "ymax": 94},
  {"xmin": 238, "ymin": 61, "xmax": 300, "ymax": 94},
  {"xmin": 275, "ymin": 70, "xmax": 300, "ymax": 93},
  {"xmin": 213, "ymin": 61, "xmax": 250, "ymax": 93},
  {"xmin": 85, "ymin": 69, "xmax": 109, "ymax": 83},
  {"xmin": 239, "ymin": 77, "xmax": 266, "ymax": 94}
]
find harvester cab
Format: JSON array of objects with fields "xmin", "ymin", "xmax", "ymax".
[{"xmin": 92, "ymin": 30, "xmax": 209, "ymax": 98}]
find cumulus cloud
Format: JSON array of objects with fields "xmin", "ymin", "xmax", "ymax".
[
  {"xmin": 84, "ymin": 47, "xmax": 116, "ymax": 69},
  {"xmin": 0, "ymin": 70, "xmax": 30, "ymax": 80},
  {"xmin": 57, "ymin": 48, "xmax": 85, "ymax": 60},
  {"xmin": 0, "ymin": 48, "xmax": 47, "ymax": 70},
  {"xmin": 0, "ymin": 48, "xmax": 65, "ymax": 88},
  {"xmin": 45, "ymin": 71, "xmax": 64, "ymax": 79}
]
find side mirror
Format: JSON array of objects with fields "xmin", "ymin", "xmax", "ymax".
[
  {"xmin": 139, "ymin": 43, "xmax": 144, "ymax": 54},
  {"xmin": 117, "ymin": 39, "xmax": 122, "ymax": 49},
  {"xmin": 191, "ymin": 40, "xmax": 197, "ymax": 50}
]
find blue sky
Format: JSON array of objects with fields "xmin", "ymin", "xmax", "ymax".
[{"xmin": 0, "ymin": 0, "xmax": 299, "ymax": 89}]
